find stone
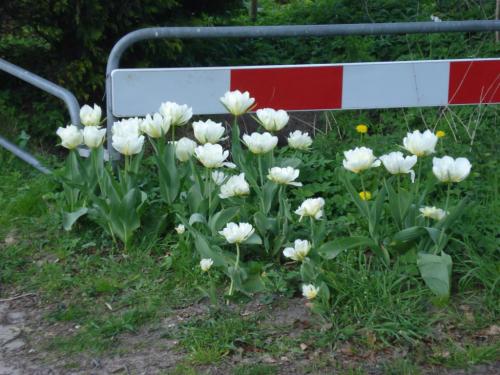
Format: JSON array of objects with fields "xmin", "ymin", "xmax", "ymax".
[{"xmin": 0, "ymin": 325, "xmax": 21, "ymax": 346}]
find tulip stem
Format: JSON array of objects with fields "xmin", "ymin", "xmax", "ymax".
[
  {"xmin": 435, "ymin": 183, "xmax": 452, "ymax": 254},
  {"xmin": 415, "ymin": 160, "xmax": 422, "ymax": 201},
  {"xmin": 258, "ymin": 155, "xmax": 264, "ymax": 186},
  {"xmin": 171, "ymin": 126, "xmax": 176, "ymax": 142},
  {"xmin": 206, "ymin": 169, "xmax": 212, "ymax": 216},
  {"xmin": 310, "ymin": 217, "xmax": 315, "ymax": 249},
  {"xmin": 228, "ymin": 243, "xmax": 241, "ymax": 298}
]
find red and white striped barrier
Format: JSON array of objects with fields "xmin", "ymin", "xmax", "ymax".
[{"xmin": 111, "ymin": 58, "xmax": 499, "ymax": 116}]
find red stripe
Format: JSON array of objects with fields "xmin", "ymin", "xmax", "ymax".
[
  {"xmin": 448, "ymin": 60, "xmax": 500, "ymax": 105},
  {"xmin": 230, "ymin": 66, "xmax": 343, "ymax": 111}
]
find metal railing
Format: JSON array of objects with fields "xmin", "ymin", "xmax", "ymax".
[
  {"xmin": 0, "ymin": 58, "xmax": 81, "ymax": 173},
  {"xmin": 105, "ymin": 20, "xmax": 500, "ymax": 160}
]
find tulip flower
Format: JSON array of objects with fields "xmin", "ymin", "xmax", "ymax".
[
  {"xmin": 82, "ymin": 126, "xmax": 106, "ymax": 149},
  {"xmin": 112, "ymin": 118, "xmax": 142, "ymax": 137},
  {"xmin": 158, "ymin": 101, "xmax": 192, "ymax": 127},
  {"xmin": 295, "ymin": 197, "xmax": 325, "ymax": 221},
  {"xmin": 283, "ymin": 239, "xmax": 311, "ymax": 262},
  {"xmin": 200, "ymin": 258, "xmax": 214, "ymax": 272},
  {"xmin": 220, "ymin": 90, "xmax": 255, "ymax": 116},
  {"xmin": 194, "ymin": 143, "xmax": 231, "ymax": 169},
  {"xmin": 242, "ymin": 132, "xmax": 278, "ymax": 154},
  {"xmin": 343, "ymin": 147, "xmax": 381, "ymax": 173},
  {"xmin": 175, "ymin": 137, "xmax": 197, "ymax": 162},
  {"xmin": 80, "ymin": 104, "xmax": 102, "ymax": 126},
  {"xmin": 432, "ymin": 156, "xmax": 471, "ymax": 183},
  {"xmin": 267, "ymin": 166, "xmax": 302, "ymax": 186},
  {"xmin": 379, "ymin": 151, "xmax": 418, "ymax": 182},
  {"xmin": 403, "ymin": 130, "xmax": 438, "ymax": 156},
  {"xmin": 175, "ymin": 224, "xmax": 185, "ymax": 234},
  {"xmin": 287, "ymin": 130, "xmax": 313, "ymax": 150},
  {"xmin": 112, "ymin": 134, "xmax": 144, "ymax": 156},
  {"xmin": 219, "ymin": 173, "xmax": 250, "ymax": 199},
  {"xmin": 211, "ymin": 171, "xmax": 227, "ymax": 186},
  {"xmin": 219, "ymin": 222, "xmax": 255, "ymax": 244},
  {"xmin": 256, "ymin": 108, "xmax": 289, "ymax": 132},
  {"xmin": 140, "ymin": 113, "xmax": 171, "ymax": 138},
  {"xmin": 302, "ymin": 284, "xmax": 319, "ymax": 300},
  {"xmin": 192, "ymin": 120, "xmax": 225, "ymax": 144},
  {"xmin": 56, "ymin": 125, "xmax": 83, "ymax": 150},
  {"xmin": 419, "ymin": 206, "xmax": 447, "ymax": 221}
]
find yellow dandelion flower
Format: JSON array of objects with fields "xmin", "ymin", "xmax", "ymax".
[
  {"xmin": 356, "ymin": 124, "xmax": 368, "ymax": 134},
  {"xmin": 436, "ymin": 130, "xmax": 445, "ymax": 138},
  {"xmin": 359, "ymin": 191, "xmax": 372, "ymax": 201}
]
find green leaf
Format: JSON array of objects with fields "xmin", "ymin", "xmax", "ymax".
[
  {"xmin": 189, "ymin": 213, "xmax": 206, "ymax": 226},
  {"xmin": 194, "ymin": 234, "xmax": 228, "ymax": 266},
  {"xmin": 261, "ymin": 181, "xmax": 278, "ymax": 214},
  {"xmin": 341, "ymin": 173, "xmax": 370, "ymax": 219},
  {"xmin": 300, "ymin": 258, "xmax": 317, "ymax": 283},
  {"xmin": 318, "ymin": 237, "xmax": 377, "ymax": 259},
  {"xmin": 209, "ymin": 207, "xmax": 239, "ymax": 234},
  {"xmin": 278, "ymin": 157, "xmax": 302, "ymax": 168},
  {"xmin": 244, "ymin": 232, "xmax": 263, "ymax": 245},
  {"xmin": 417, "ymin": 251, "xmax": 452, "ymax": 298},
  {"xmin": 62, "ymin": 207, "xmax": 88, "ymax": 231}
]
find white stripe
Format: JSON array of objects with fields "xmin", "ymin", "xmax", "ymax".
[
  {"xmin": 342, "ymin": 60, "xmax": 450, "ymax": 109},
  {"xmin": 111, "ymin": 68, "xmax": 230, "ymax": 116}
]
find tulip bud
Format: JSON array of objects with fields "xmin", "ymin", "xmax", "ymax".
[
  {"xmin": 342, "ymin": 147, "xmax": 380, "ymax": 173},
  {"xmin": 200, "ymin": 258, "xmax": 214, "ymax": 272},
  {"xmin": 242, "ymin": 132, "xmax": 278, "ymax": 154},
  {"xmin": 256, "ymin": 108, "xmax": 289, "ymax": 132},
  {"xmin": 175, "ymin": 137, "xmax": 197, "ymax": 162},
  {"xmin": 287, "ymin": 130, "xmax": 313, "ymax": 150},
  {"xmin": 219, "ymin": 173, "xmax": 250, "ymax": 199},
  {"xmin": 302, "ymin": 284, "xmax": 319, "ymax": 300},
  {"xmin": 159, "ymin": 102, "xmax": 192, "ymax": 127},
  {"xmin": 56, "ymin": 125, "xmax": 83, "ymax": 149},
  {"xmin": 403, "ymin": 130, "xmax": 438, "ymax": 156},
  {"xmin": 219, "ymin": 222, "xmax": 255, "ymax": 244},
  {"xmin": 192, "ymin": 120, "xmax": 225, "ymax": 144},
  {"xmin": 267, "ymin": 167, "xmax": 302, "ymax": 186},
  {"xmin": 82, "ymin": 126, "xmax": 106, "ymax": 149},
  {"xmin": 220, "ymin": 90, "xmax": 255, "ymax": 116},
  {"xmin": 80, "ymin": 104, "xmax": 102, "ymax": 126}
]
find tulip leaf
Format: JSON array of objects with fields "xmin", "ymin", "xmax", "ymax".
[
  {"xmin": 62, "ymin": 207, "xmax": 88, "ymax": 231},
  {"xmin": 189, "ymin": 213, "xmax": 206, "ymax": 226},
  {"xmin": 241, "ymin": 274, "xmax": 266, "ymax": 294},
  {"xmin": 300, "ymin": 258, "xmax": 317, "ymax": 283},
  {"xmin": 341, "ymin": 173, "xmax": 370, "ymax": 219},
  {"xmin": 209, "ymin": 207, "xmax": 239, "ymax": 234},
  {"xmin": 318, "ymin": 237, "xmax": 378, "ymax": 259},
  {"xmin": 261, "ymin": 181, "xmax": 278, "ymax": 214},
  {"xmin": 417, "ymin": 251, "xmax": 452, "ymax": 298},
  {"xmin": 384, "ymin": 178, "xmax": 413, "ymax": 229},
  {"xmin": 244, "ymin": 232, "xmax": 263, "ymax": 245},
  {"xmin": 278, "ymin": 157, "xmax": 302, "ymax": 169},
  {"xmin": 194, "ymin": 234, "xmax": 228, "ymax": 267}
]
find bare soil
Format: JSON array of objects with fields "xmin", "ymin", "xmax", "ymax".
[{"xmin": 1, "ymin": 292, "xmax": 498, "ymax": 374}]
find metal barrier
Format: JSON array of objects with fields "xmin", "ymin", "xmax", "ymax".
[
  {"xmin": 0, "ymin": 58, "xmax": 81, "ymax": 173},
  {"xmin": 106, "ymin": 20, "xmax": 500, "ymax": 160}
]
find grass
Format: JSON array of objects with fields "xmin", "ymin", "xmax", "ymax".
[{"xmin": 1, "ymin": 104, "xmax": 499, "ymax": 373}]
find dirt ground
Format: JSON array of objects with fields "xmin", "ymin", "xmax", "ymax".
[{"xmin": 1, "ymin": 293, "xmax": 499, "ymax": 375}]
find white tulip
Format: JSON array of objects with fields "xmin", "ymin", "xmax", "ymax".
[
  {"xmin": 112, "ymin": 134, "xmax": 144, "ymax": 156},
  {"xmin": 219, "ymin": 222, "xmax": 255, "ymax": 244},
  {"xmin": 159, "ymin": 101, "xmax": 192, "ymax": 126},
  {"xmin": 211, "ymin": 171, "xmax": 227, "ymax": 186},
  {"xmin": 219, "ymin": 173, "xmax": 250, "ymax": 199},
  {"xmin": 195, "ymin": 143, "xmax": 230, "ymax": 169},
  {"xmin": 343, "ymin": 147, "xmax": 381, "ymax": 173},
  {"xmin": 56, "ymin": 125, "xmax": 83, "ymax": 150},
  {"xmin": 302, "ymin": 284, "xmax": 319, "ymax": 300},
  {"xmin": 419, "ymin": 206, "xmax": 447, "ymax": 221},
  {"xmin": 432, "ymin": 156, "xmax": 471, "ymax": 183},
  {"xmin": 192, "ymin": 120, "xmax": 225, "ymax": 144},
  {"xmin": 283, "ymin": 239, "xmax": 311, "ymax": 261},
  {"xmin": 295, "ymin": 197, "xmax": 325, "ymax": 221},
  {"xmin": 220, "ymin": 90, "xmax": 255, "ymax": 116},
  {"xmin": 200, "ymin": 258, "xmax": 214, "ymax": 272},
  {"xmin": 267, "ymin": 167, "xmax": 302, "ymax": 186},
  {"xmin": 175, "ymin": 224, "xmax": 185, "ymax": 234},
  {"xmin": 80, "ymin": 104, "xmax": 102, "ymax": 126},
  {"xmin": 140, "ymin": 113, "xmax": 171, "ymax": 138},
  {"xmin": 242, "ymin": 132, "xmax": 278, "ymax": 154},
  {"xmin": 287, "ymin": 130, "xmax": 313, "ymax": 150},
  {"xmin": 403, "ymin": 130, "xmax": 438, "ymax": 157},
  {"xmin": 82, "ymin": 126, "xmax": 106, "ymax": 149},
  {"xmin": 256, "ymin": 108, "xmax": 289, "ymax": 132},
  {"xmin": 175, "ymin": 137, "xmax": 197, "ymax": 162},
  {"xmin": 112, "ymin": 118, "xmax": 142, "ymax": 137},
  {"xmin": 379, "ymin": 151, "xmax": 418, "ymax": 183}
]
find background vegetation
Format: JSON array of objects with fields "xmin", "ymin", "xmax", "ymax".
[{"xmin": 0, "ymin": 0, "xmax": 498, "ymax": 373}]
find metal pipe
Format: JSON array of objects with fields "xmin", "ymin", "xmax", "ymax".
[
  {"xmin": 106, "ymin": 20, "xmax": 500, "ymax": 159},
  {"xmin": 0, "ymin": 58, "xmax": 81, "ymax": 126},
  {"xmin": 0, "ymin": 58, "xmax": 82, "ymax": 173},
  {"xmin": 0, "ymin": 136, "xmax": 51, "ymax": 174}
]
